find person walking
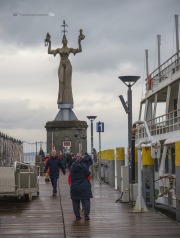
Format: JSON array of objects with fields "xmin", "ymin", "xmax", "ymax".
[
  {"xmin": 39, "ymin": 147, "xmax": 45, "ymax": 163},
  {"xmin": 39, "ymin": 147, "xmax": 45, "ymax": 157},
  {"xmin": 58, "ymin": 150, "xmax": 63, "ymax": 160},
  {"xmin": 69, "ymin": 153, "xmax": 92, "ymax": 220},
  {"xmin": 44, "ymin": 154, "xmax": 50, "ymax": 183},
  {"xmin": 66, "ymin": 151, "xmax": 74, "ymax": 170},
  {"xmin": 44, "ymin": 150, "xmax": 66, "ymax": 196},
  {"xmin": 62, "ymin": 152, "xmax": 67, "ymax": 171}
]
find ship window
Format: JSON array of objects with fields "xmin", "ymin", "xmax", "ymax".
[
  {"xmin": 164, "ymin": 146, "xmax": 175, "ymax": 174},
  {"xmin": 154, "ymin": 158, "xmax": 159, "ymax": 172},
  {"xmin": 156, "ymin": 102, "xmax": 166, "ymax": 117},
  {"xmin": 159, "ymin": 156, "xmax": 162, "ymax": 167},
  {"xmin": 171, "ymin": 147, "xmax": 175, "ymax": 174},
  {"xmin": 174, "ymin": 99, "xmax": 177, "ymax": 118},
  {"xmin": 172, "ymin": 68, "xmax": 175, "ymax": 74},
  {"xmin": 164, "ymin": 153, "xmax": 169, "ymax": 173},
  {"xmin": 139, "ymin": 103, "xmax": 145, "ymax": 121}
]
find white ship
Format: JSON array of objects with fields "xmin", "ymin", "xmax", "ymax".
[{"xmin": 134, "ymin": 15, "xmax": 180, "ymax": 220}]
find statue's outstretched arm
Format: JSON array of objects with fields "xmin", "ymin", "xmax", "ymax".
[
  {"xmin": 78, "ymin": 38, "xmax": 82, "ymax": 53},
  {"xmin": 48, "ymin": 41, "xmax": 58, "ymax": 57},
  {"xmin": 77, "ymin": 29, "xmax": 85, "ymax": 53}
]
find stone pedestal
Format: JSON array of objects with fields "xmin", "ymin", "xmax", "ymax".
[{"xmin": 45, "ymin": 120, "xmax": 87, "ymax": 154}]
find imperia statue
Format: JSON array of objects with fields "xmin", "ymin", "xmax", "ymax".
[{"xmin": 45, "ymin": 21, "xmax": 85, "ymax": 105}]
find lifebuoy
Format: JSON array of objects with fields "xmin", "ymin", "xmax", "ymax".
[{"xmin": 148, "ymin": 74, "xmax": 152, "ymax": 90}]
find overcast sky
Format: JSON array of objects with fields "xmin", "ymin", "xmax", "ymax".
[{"xmin": 0, "ymin": 0, "xmax": 179, "ymax": 153}]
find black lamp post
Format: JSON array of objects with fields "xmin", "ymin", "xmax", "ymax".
[
  {"xmin": 87, "ymin": 116, "xmax": 97, "ymax": 178},
  {"xmin": 86, "ymin": 116, "xmax": 97, "ymax": 157},
  {"xmin": 118, "ymin": 76, "xmax": 140, "ymax": 184}
]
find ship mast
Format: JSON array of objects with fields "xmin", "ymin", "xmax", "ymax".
[
  {"xmin": 157, "ymin": 34, "xmax": 161, "ymax": 76},
  {"xmin": 145, "ymin": 49, "xmax": 149, "ymax": 79},
  {"xmin": 175, "ymin": 14, "xmax": 179, "ymax": 53}
]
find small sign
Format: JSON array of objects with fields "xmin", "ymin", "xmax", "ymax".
[
  {"xmin": 63, "ymin": 141, "xmax": 71, "ymax": 147},
  {"xmin": 63, "ymin": 141, "xmax": 71, "ymax": 153},
  {"xmin": 96, "ymin": 122, "xmax": 104, "ymax": 132}
]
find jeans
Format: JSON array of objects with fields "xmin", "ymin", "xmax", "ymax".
[{"xmin": 50, "ymin": 177, "xmax": 58, "ymax": 193}]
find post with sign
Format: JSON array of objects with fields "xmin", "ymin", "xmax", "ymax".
[
  {"xmin": 96, "ymin": 121, "xmax": 104, "ymax": 185},
  {"xmin": 86, "ymin": 116, "xmax": 97, "ymax": 177}
]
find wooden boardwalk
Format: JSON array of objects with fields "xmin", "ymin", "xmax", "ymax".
[{"xmin": 0, "ymin": 174, "xmax": 180, "ymax": 238}]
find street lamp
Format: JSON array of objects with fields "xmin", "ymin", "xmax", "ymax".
[
  {"xmin": 86, "ymin": 116, "xmax": 97, "ymax": 158},
  {"xmin": 118, "ymin": 75, "xmax": 140, "ymax": 184},
  {"xmin": 87, "ymin": 116, "xmax": 97, "ymax": 178}
]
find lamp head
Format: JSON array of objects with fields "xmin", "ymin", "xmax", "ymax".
[
  {"xmin": 87, "ymin": 116, "xmax": 97, "ymax": 121},
  {"xmin": 119, "ymin": 76, "xmax": 140, "ymax": 87}
]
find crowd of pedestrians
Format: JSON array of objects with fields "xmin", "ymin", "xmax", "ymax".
[{"xmin": 43, "ymin": 148, "xmax": 93, "ymax": 221}]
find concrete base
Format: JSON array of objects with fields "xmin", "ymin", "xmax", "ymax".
[
  {"xmin": 130, "ymin": 183, "xmax": 138, "ymax": 202},
  {"xmin": 107, "ymin": 160, "xmax": 115, "ymax": 187},
  {"xmin": 121, "ymin": 166, "xmax": 129, "ymax": 202},
  {"xmin": 116, "ymin": 160, "xmax": 125, "ymax": 191},
  {"xmin": 132, "ymin": 194, "xmax": 148, "ymax": 212},
  {"xmin": 45, "ymin": 120, "xmax": 88, "ymax": 154}
]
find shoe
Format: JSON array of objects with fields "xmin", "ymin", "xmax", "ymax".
[
  {"xmin": 76, "ymin": 216, "xmax": 81, "ymax": 220},
  {"xmin": 85, "ymin": 216, "xmax": 90, "ymax": 220},
  {"xmin": 53, "ymin": 192, "xmax": 57, "ymax": 197}
]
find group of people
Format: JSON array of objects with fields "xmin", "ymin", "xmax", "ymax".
[{"xmin": 43, "ymin": 149, "xmax": 93, "ymax": 221}]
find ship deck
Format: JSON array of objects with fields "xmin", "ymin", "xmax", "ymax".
[{"xmin": 0, "ymin": 174, "xmax": 180, "ymax": 238}]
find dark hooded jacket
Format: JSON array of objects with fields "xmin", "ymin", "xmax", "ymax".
[
  {"xmin": 44, "ymin": 156, "xmax": 65, "ymax": 178},
  {"xmin": 82, "ymin": 153, "xmax": 93, "ymax": 168},
  {"xmin": 70, "ymin": 161, "xmax": 93, "ymax": 200}
]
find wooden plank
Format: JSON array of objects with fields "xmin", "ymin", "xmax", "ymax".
[{"xmin": 0, "ymin": 174, "xmax": 180, "ymax": 237}]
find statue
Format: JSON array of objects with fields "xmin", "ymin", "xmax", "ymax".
[{"xmin": 45, "ymin": 21, "xmax": 85, "ymax": 105}]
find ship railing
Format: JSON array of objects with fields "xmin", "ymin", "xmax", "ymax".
[
  {"xmin": 145, "ymin": 51, "xmax": 180, "ymax": 91},
  {"xmin": 136, "ymin": 109, "xmax": 180, "ymax": 139}
]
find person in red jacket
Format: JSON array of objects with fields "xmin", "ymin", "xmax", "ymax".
[
  {"xmin": 44, "ymin": 154, "xmax": 50, "ymax": 182},
  {"xmin": 58, "ymin": 150, "xmax": 63, "ymax": 160}
]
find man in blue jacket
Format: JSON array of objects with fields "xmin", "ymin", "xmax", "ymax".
[{"xmin": 44, "ymin": 150, "xmax": 66, "ymax": 196}]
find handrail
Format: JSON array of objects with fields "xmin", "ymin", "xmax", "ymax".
[
  {"xmin": 136, "ymin": 109, "xmax": 180, "ymax": 139},
  {"xmin": 145, "ymin": 51, "xmax": 180, "ymax": 91},
  {"xmin": 150, "ymin": 50, "xmax": 180, "ymax": 77},
  {"xmin": 147, "ymin": 108, "xmax": 180, "ymax": 122}
]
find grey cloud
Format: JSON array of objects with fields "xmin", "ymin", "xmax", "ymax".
[
  {"xmin": 0, "ymin": 0, "xmax": 179, "ymax": 74},
  {"xmin": 0, "ymin": 0, "xmax": 179, "ymax": 149},
  {"xmin": 0, "ymin": 99, "xmax": 54, "ymax": 129}
]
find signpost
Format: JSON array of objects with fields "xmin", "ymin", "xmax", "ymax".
[{"xmin": 96, "ymin": 121, "xmax": 104, "ymax": 185}]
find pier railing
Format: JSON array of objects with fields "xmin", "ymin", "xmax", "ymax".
[
  {"xmin": 0, "ymin": 132, "xmax": 23, "ymax": 166},
  {"xmin": 0, "ymin": 134, "xmax": 47, "ymax": 166},
  {"xmin": 23, "ymin": 142, "xmax": 47, "ymax": 165}
]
